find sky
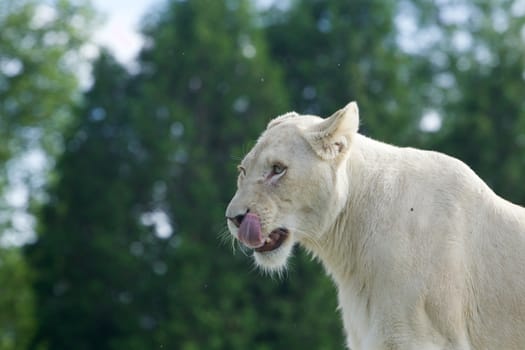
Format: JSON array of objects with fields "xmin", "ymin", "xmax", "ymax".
[
  {"xmin": 4, "ymin": 0, "xmax": 285, "ymax": 248},
  {"xmin": 91, "ymin": 0, "xmax": 277, "ymax": 65},
  {"xmin": 92, "ymin": 0, "xmax": 161, "ymax": 64},
  {"xmin": 3, "ymin": 0, "xmax": 447, "ymax": 247},
  {"xmin": 2, "ymin": 1, "xmax": 161, "ymax": 247},
  {"xmin": 87, "ymin": 0, "xmax": 442, "ymax": 133}
]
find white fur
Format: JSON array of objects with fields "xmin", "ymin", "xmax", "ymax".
[{"xmin": 226, "ymin": 101, "xmax": 525, "ymax": 349}]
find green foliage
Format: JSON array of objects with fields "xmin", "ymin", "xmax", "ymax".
[
  {"xmin": 264, "ymin": 0, "xmax": 428, "ymax": 144},
  {"xmin": 0, "ymin": 0, "xmax": 95, "ymax": 239},
  {"xmin": 21, "ymin": 0, "xmax": 525, "ymax": 350},
  {"xmin": 411, "ymin": 0, "xmax": 525, "ymax": 204},
  {"xmin": 0, "ymin": 0, "xmax": 96, "ymax": 163},
  {"xmin": 26, "ymin": 52, "xmax": 170, "ymax": 350},
  {"xmin": 0, "ymin": 248, "xmax": 35, "ymax": 350},
  {"xmin": 137, "ymin": 0, "xmax": 345, "ymax": 347},
  {"xmin": 0, "ymin": 1, "xmax": 95, "ymax": 349},
  {"xmin": 0, "ymin": 0, "xmax": 96, "ymax": 233}
]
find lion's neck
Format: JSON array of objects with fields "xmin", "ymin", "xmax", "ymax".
[{"xmin": 308, "ymin": 134, "xmax": 397, "ymax": 285}]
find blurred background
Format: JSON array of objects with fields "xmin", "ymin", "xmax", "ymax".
[{"xmin": 1, "ymin": 0, "xmax": 525, "ymax": 349}]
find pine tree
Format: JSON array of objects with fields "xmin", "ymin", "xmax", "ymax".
[
  {"xmin": 1, "ymin": 1, "xmax": 95, "ymax": 348},
  {"xmin": 26, "ymin": 0, "xmax": 342, "ymax": 348},
  {"xmin": 26, "ymin": 53, "xmax": 172, "ymax": 350},
  {"xmin": 135, "ymin": 0, "xmax": 345, "ymax": 348},
  {"xmin": 264, "ymin": 0, "xmax": 427, "ymax": 144},
  {"xmin": 411, "ymin": 0, "xmax": 525, "ymax": 204},
  {"xmin": 0, "ymin": 248, "xmax": 35, "ymax": 350},
  {"xmin": 28, "ymin": 1, "xmax": 525, "ymax": 349}
]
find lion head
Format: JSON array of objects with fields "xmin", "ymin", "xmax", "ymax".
[{"xmin": 225, "ymin": 102, "xmax": 360, "ymax": 273}]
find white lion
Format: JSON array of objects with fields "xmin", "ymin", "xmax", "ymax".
[{"xmin": 225, "ymin": 101, "xmax": 525, "ymax": 350}]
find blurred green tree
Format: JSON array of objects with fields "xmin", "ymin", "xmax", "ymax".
[
  {"xmin": 0, "ymin": 0, "xmax": 95, "ymax": 189},
  {"xmin": 26, "ymin": 52, "xmax": 177, "ymax": 350},
  {"xmin": 26, "ymin": 0, "xmax": 347, "ymax": 348},
  {"xmin": 138, "ymin": 0, "xmax": 344, "ymax": 348},
  {"xmin": 0, "ymin": 248, "xmax": 35, "ymax": 350},
  {"xmin": 263, "ymin": 0, "xmax": 428, "ymax": 144},
  {"xmin": 409, "ymin": 0, "xmax": 525, "ymax": 204},
  {"xmin": 27, "ymin": 53, "xmax": 127, "ymax": 350},
  {"xmin": 24, "ymin": 0, "xmax": 525, "ymax": 350},
  {"xmin": 0, "ymin": 1, "xmax": 95, "ymax": 348}
]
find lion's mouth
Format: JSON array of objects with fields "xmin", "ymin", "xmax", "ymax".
[
  {"xmin": 235, "ymin": 212, "xmax": 288, "ymax": 252},
  {"xmin": 255, "ymin": 228, "xmax": 289, "ymax": 253}
]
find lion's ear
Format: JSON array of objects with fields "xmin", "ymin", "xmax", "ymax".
[
  {"xmin": 267, "ymin": 111, "xmax": 298, "ymax": 129},
  {"xmin": 305, "ymin": 101, "xmax": 359, "ymax": 160}
]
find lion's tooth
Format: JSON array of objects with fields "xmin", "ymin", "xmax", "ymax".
[{"xmin": 265, "ymin": 237, "xmax": 272, "ymax": 244}]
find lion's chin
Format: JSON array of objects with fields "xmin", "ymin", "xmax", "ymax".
[{"xmin": 253, "ymin": 233, "xmax": 295, "ymax": 273}]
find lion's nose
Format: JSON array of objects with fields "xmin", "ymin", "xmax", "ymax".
[{"xmin": 227, "ymin": 210, "xmax": 249, "ymax": 228}]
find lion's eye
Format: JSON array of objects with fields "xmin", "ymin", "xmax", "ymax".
[
  {"xmin": 271, "ymin": 164, "xmax": 286, "ymax": 176},
  {"xmin": 266, "ymin": 163, "xmax": 287, "ymax": 184}
]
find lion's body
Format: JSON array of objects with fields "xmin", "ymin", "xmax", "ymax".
[
  {"xmin": 320, "ymin": 133, "xmax": 525, "ymax": 349},
  {"xmin": 226, "ymin": 102, "xmax": 525, "ymax": 349}
]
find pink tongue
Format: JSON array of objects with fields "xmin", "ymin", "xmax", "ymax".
[{"xmin": 238, "ymin": 213, "xmax": 264, "ymax": 248}]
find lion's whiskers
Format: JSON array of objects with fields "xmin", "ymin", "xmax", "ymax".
[
  {"xmin": 288, "ymin": 225, "xmax": 325, "ymax": 256},
  {"xmin": 218, "ymin": 225, "xmax": 237, "ymax": 253}
]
